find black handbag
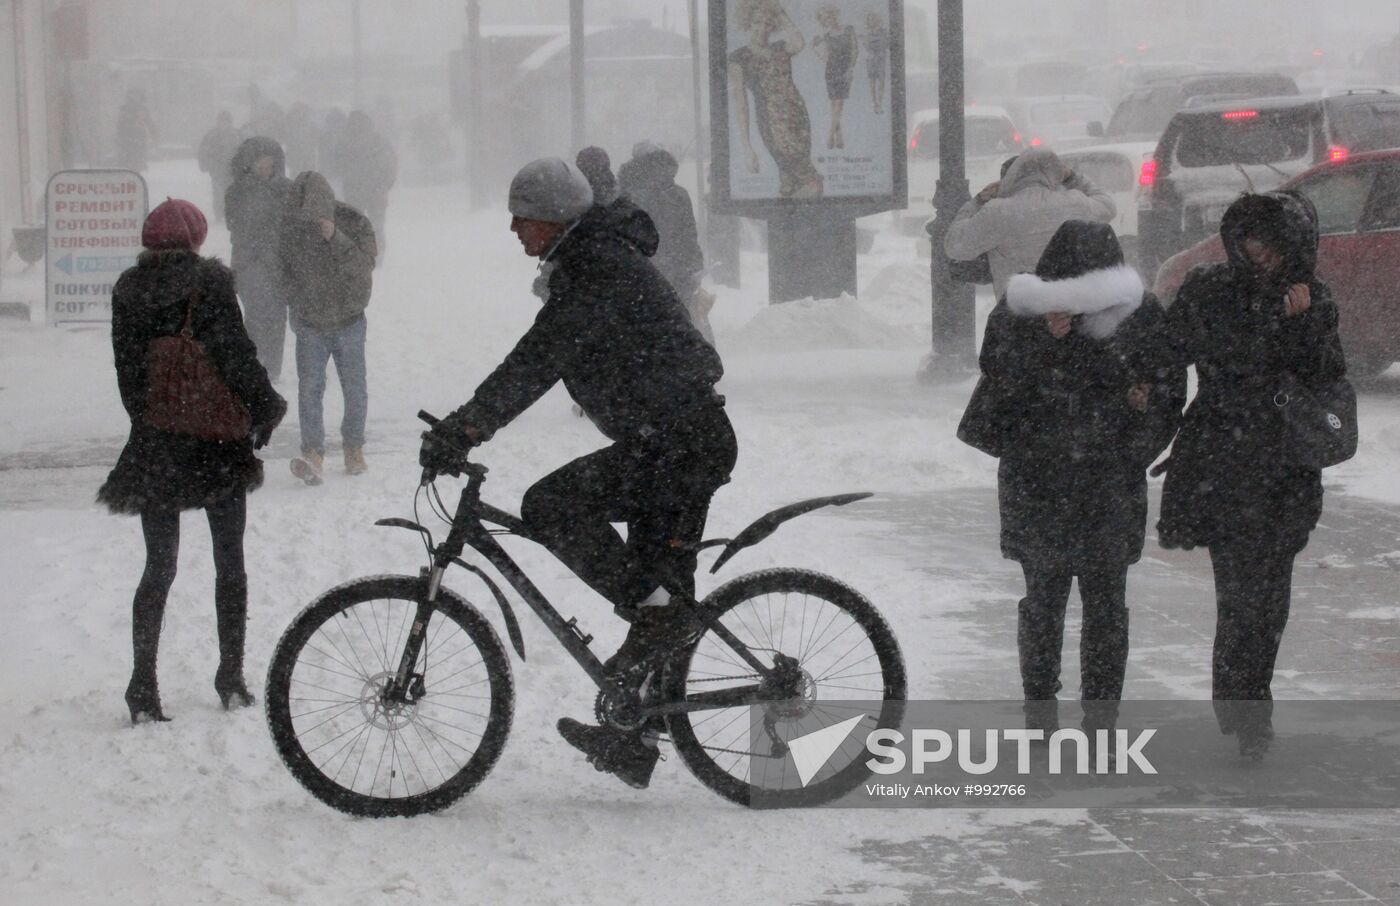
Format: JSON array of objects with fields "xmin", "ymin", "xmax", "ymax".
[
  {"xmin": 957, "ymin": 375, "xmax": 1012, "ymax": 457},
  {"xmin": 1273, "ymin": 374, "xmax": 1357, "ymax": 469}
]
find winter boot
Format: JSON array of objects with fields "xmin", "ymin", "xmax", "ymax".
[
  {"xmin": 557, "ymin": 717, "xmax": 661, "ymax": 789},
  {"xmin": 127, "ymin": 589, "xmax": 170, "ymax": 724},
  {"xmin": 290, "ymin": 449, "xmax": 324, "ymax": 486},
  {"xmin": 344, "ymin": 445, "xmax": 368, "ymax": 476},
  {"xmin": 125, "ymin": 674, "xmax": 169, "ymax": 725},
  {"xmin": 214, "ymin": 599, "xmax": 255, "ymax": 711},
  {"xmin": 603, "ymin": 598, "xmax": 702, "ymax": 679}
]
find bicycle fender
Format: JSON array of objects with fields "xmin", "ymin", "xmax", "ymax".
[
  {"xmin": 452, "ymin": 558, "xmax": 526, "ymax": 661},
  {"xmin": 375, "ymin": 518, "xmax": 435, "ymax": 547},
  {"xmin": 708, "ymin": 492, "xmax": 873, "ymax": 574}
]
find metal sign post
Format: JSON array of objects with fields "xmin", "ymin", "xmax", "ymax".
[{"xmin": 44, "ymin": 169, "xmax": 148, "ymax": 326}]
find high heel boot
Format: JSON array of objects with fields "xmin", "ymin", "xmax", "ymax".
[
  {"xmin": 127, "ymin": 590, "xmax": 170, "ymax": 724},
  {"xmin": 215, "ymin": 597, "xmax": 255, "ymax": 710}
]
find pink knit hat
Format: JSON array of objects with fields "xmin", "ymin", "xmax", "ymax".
[{"xmin": 141, "ymin": 198, "xmax": 208, "ymax": 251}]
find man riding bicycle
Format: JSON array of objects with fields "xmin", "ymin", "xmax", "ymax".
[{"xmin": 420, "ymin": 158, "xmax": 737, "ymax": 789}]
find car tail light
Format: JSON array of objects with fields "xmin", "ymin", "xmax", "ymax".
[
  {"xmin": 1030, "ymin": 137, "xmax": 1042, "ymax": 147},
  {"xmin": 1012, "ymin": 131, "xmax": 1022, "ymax": 145},
  {"xmin": 1222, "ymin": 110, "xmax": 1258, "ymax": 120},
  {"xmin": 909, "ymin": 134, "xmax": 918, "ymax": 151},
  {"xmin": 1139, "ymin": 159, "xmax": 1158, "ymax": 187},
  {"xmin": 1329, "ymin": 145, "xmax": 1348, "ymax": 162}
]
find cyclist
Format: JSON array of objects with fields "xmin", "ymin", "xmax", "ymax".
[{"xmin": 420, "ymin": 158, "xmax": 737, "ymax": 789}]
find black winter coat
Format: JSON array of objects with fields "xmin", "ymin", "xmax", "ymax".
[
  {"xmin": 618, "ymin": 149, "xmax": 704, "ymax": 298},
  {"xmin": 225, "ymin": 137, "xmax": 291, "ymax": 275},
  {"xmin": 1157, "ymin": 192, "xmax": 1346, "ymax": 553},
  {"xmin": 979, "ymin": 264, "xmax": 1185, "ymax": 572},
  {"xmin": 98, "ymin": 251, "xmax": 286, "ymax": 514},
  {"xmin": 451, "ymin": 202, "xmax": 723, "ymax": 444}
]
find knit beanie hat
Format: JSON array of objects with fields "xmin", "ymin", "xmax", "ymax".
[
  {"xmin": 142, "ymin": 198, "xmax": 208, "ymax": 251},
  {"xmin": 508, "ymin": 158, "xmax": 593, "ymax": 224}
]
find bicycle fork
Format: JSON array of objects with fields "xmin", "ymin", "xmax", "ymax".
[{"xmin": 381, "ymin": 564, "xmax": 448, "ymax": 705}]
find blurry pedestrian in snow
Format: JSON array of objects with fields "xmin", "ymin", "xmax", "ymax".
[
  {"xmin": 317, "ymin": 107, "xmax": 347, "ymax": 189},
  {"xmin": 281, "ymin": 102, "xmax": 320, "ymax": 178},
  {"xmin": 197, "ymin": 111, "xmax": 241, "ymax": 223},
  {"xmin": 1156, "ymin": 191, "xmax": 1347, "ymax": 758},
  {"xmin": 279, "ymin": 172, "xmax": 377, "ymax": 483},
  {"xmin": 945, "ymin": 147, "xmax": 1116, "ymax": 300},
  {"xmin": 115, "ymin": 88, "xmax": 157, "ymax": 173},
  {"xmin": 576, "ymin": 146, "xmax": 620, "ymax": 207},
  {"xmin": 337, "ymin": 111, "xmax": 397, "ymax": 265},
  {"xmin": 99, "ymin": 199, "xmax": 286, "ymax": 724},
  {"xmin": 419, "ymin": 158, "xmax": 734, "ymax": 790},
  {"xmin": 225, "ymin": 136, "xmax": 292, "ymax": 381},
  {"xmin": 971, "ymin": 220, "xmax": 1185, "ymax": 736},
  {"xmin": 619, "ymin": 142, "xmax": 712, "ymax": 343}
]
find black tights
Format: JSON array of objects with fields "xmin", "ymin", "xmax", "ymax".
[
  {"xmin": 129, "ymin": 493, "xmax": 248, "ymax": 690},
  {"xmin": 1208, "ymin": 542, "xmax": 1296, "ymax": 737},
  {"xmin": 1018, "ymin": 565, "xmax": 1130, "ymax": 702}
]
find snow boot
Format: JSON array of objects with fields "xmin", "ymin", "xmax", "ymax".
[
  {"xmin": 214, "ymin": 598, "xmax": 255, "ymax": 711},
  {"xmin": 344, "ymin": 446, "xmax": 368, "ymax": 476},
  {"xmin": 127, "ymin": 588, "xmax": 170, "ymax": 724},
  {"xmin": 290, "ymin": 449, "xmax": 324, "ymax": 486},
  {"xmin": 557, "ymin": 718, "xmax": 660, "ymax": 790}
]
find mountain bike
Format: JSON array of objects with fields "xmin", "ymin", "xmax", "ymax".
[{"xmin": 264, "ymin": 412, "xmax": 906, "ymax": 816}]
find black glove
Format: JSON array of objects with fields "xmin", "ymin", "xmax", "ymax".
[
  {"xmin": 250, "ymin": 423, "xmax": 275, "ymax": 450},
  {"xmin": 418, "ymin": 417, "xmax": 478, "ymax": 476}
]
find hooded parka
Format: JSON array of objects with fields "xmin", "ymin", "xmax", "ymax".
[
  {"xmin": 618, "ymin": 145, "xmax": 705, "ymax": 300},
  {"xmin": 1156, "ymin": 191, "xmax": 1346, "ymax": 554}
]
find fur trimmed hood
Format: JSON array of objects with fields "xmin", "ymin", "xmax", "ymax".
[{"xmin": 1006, "ymin": 264, "xmax": 1144, "ymax": 339}]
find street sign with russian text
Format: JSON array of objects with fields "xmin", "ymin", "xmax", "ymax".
[{"xmin": 44, "ymin": 169, "xmax": 148, "ymax": 326}]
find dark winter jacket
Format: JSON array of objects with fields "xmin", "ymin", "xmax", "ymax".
[
  {"xmin": 618, "ymin": 147, "xmax": 704, "ymax": 299},
  {"xmin": 197, "ymin": 123, "xmax": 241, "ymax": 183},
  {"xmin": 448, "ymin": 202, "xmax": 723, "ymax": 445},
  {"xmin": 979, "ymin": 221, "xmax": 1186, "ymax": 572},
  {"xmin": 338, "ymin": 112, "xmax": 397, "ymax": 211},
  {"xmin": 1157, "ymin": 191, "xmax": 1347, "ymax": 553},
  {"xmin": 98, "ymin": 251, "xmax": 286, "ymax": 514},
  {"xmin": 225, "ymin": 136, "xmax": 291, "ymax": 275},
  {"xmin": 280, "ymin": 171, "xmax": 377, "ymax": 330}
]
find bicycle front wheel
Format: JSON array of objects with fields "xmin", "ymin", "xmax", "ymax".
[
  {"xmin": 663, "ymin": 568, "xmax": 906, "ymax": 807},
  {"xmin": 265, "ymin": 575, "xmax": 514, "ymax": 817}
]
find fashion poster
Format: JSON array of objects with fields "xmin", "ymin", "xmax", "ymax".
[{"xmin": 715, "ymin": 0, "xmax": 903, "ymax": 209}]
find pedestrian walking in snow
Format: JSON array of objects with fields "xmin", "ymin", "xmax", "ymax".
[
  {"xmin": 279, "ymin": 171, "xmax": 377, "ymax": 483},
  {"xmin": 1157, "ymin": 191, "xmax": 1349, "ymax": 758},
  {"xmin": 618, "ymin": 142, "xmax": 713, "ymax": 343},
  {"xmin": 98, "ymin": 199, "xmax": 286, "ymax": 724},
  {"xmin": 225, "ymin": 136, "xmax": 292, "ymax": 381},
  {"xmin": 115, "ymin": 88, "xmax": 157, "ymax": 173},
  {"xmin": 337, "ymin": 111, "xmax": 397, "ymax": 265},
  {"xmin": 197, "ymin": 111, "xmax": 241, "ymax": 223},
  {"xmin": 971, "ymin": 220, "xmax": 1185, "ymax": 736},
  {"xmin": 420, "ymin": 158, "xmax": 735, "ymax": 790},
  {"xmin": 945, "ymin": 147, "xmax": 1117, "ymax": 301}
]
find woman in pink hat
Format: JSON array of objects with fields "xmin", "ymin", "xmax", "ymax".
[{"xmin": 98, "ymin": 198, "xmax": 286, "ymax": 724}]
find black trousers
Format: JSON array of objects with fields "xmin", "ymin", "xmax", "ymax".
[
  {"xmin": 1017, "ymin": 564, "xmax": 1130, "ymax": 704},
  {"xmin": 520, "ymin": 406, "xmax": 737, "ymax": 612},
  {"xmin": 1208, "ymin": 541, "xmax": 1296, "ymax": 736},
  {"xmin": 130, "ymin": 492, "xmax": 248, "ymax": 685}
]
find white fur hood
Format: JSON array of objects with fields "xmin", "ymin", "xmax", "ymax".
[{"xmin": 1005, "ymin": 264, "xmax": 1144, "ymax": 339}]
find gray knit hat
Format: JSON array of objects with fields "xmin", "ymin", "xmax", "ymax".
[{"xmin": 508, "ymin": 158, "xmax": 594, "ymax": 224}]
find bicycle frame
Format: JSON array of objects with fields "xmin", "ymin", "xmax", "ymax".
[{"xmin": 383, "ymin": 469, "xmax": 785, "ymax": 721}]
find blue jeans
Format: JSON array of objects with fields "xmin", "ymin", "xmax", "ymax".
[{"xmin": 293, "ymin": 314, "xmax": 367, "ymax": 454}]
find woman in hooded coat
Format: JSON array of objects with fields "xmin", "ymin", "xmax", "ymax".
[
  {"xmin": 99, "ymin": 199, "xmax": 286, "ymax": 724},
  {"xmin": 225, "ymin": 136, "xmax": 292, "ymax": 381},
  {"xmin": 1157, "ymin": 191, "xmax": 1346, "ymax": 756},
  {"xmin": 975, "ymin": 220, "xmax": 1185, "ymax": 732}
]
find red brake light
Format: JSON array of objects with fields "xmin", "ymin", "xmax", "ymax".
[
  {"xmin": 909, "ymin": 134, "xmax": 918, "ymax": 151},
  {"xmin": 1030, "ymin": 137, "xmax": 1042, "ymax": 147},
  {"xmin": 1012, "ymin": 131, "xmax": 1022, "ymax": 144},
  {"xmin": 1222, "ymin": 110, "xmax": 1259, "ymax": 120},
  {"xmin": 1139, "ymin": 159, "xmax": 1158, "ymax": 186},
  {"xmin": 1329, "ymin": 145, "xmax": 1348, "ymax": 162}
]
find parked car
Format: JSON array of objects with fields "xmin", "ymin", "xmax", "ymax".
[
  {"xmin": 1153, "ymin": 149, "xmax": 1400, "ymax": 375},
  {"xmin": 997, "ymin": 95, "xmax": 1112, "ymax": 152},
  {"xmin": 899, "ymin": 106, "xmax": 1023, "ymax": 235},
  {"xmin": 1139, "ymin": 91, "xmax": 1400, "ymax": 276},
  {"xmin": 1058, "ymin": 141, "xmax": 1158, "ymax": 271},
  {"xmin": 1091, "ymin": 71, "xmax": 1300, "ymax": 144}
]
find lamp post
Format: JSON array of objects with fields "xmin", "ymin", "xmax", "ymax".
[{"xmin": 919, "ymin": 0, "xmax": 975, "ymax": 381}]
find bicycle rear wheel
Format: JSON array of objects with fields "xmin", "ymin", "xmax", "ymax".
[
  {"xmin": 663, "ymin": 568, "xmax": 905, "ymax": 807},
  {"xmin": 265, "ymin": 575, "xmax": 513, "ymax": 817}
]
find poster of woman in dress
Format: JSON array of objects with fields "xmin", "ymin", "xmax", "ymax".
[{"xmin": 718, "ymin": 0, "xmax": 901, "ymax": 206}]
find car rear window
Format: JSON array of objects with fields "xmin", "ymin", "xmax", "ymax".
[
  {"xmin": 1106, "ymin": 89, "xmax": 1178, "ymax": 138},
  {"xmin": 912, "ymin": 117, "xmax": 1020, "ymax": 158},
  {"xmin": 1063, "ymin": 153, "xmax": 1135, "ymax": 193},
  {"xmin": 1336, "ymin": 103, "xmax": 1400, "ymax": 153},
  {"xmin": 1174, "ymin": 108, "xmax": 1314, "ymax": 167}
]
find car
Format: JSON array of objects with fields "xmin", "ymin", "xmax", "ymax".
[
  {"xmin": 1057, "ymin": 141, "xmax": 1158, "ymax": 271},
  {"xmin": 1091, "ymin": 71, "xmax": 1300, "ymax": 144},
  {"xmin": 898, "ymin": 106, "xmax": 1024, "ymax": 235},
  {"xmin": 1152, "ymin": 149, "xmax": 1400, "ymax": 376},
  {"xmin": 996, "ymin": 95, "xmax": 1113, "ymax": 152},
  {"xmin": 1138, "ymin": 91, "xmax": 1400, "ymax": 276}
]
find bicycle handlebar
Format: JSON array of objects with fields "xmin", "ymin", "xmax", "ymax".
[{"xmin": 418, "ymin": 410, "xmax": 487, "ymax": 486}]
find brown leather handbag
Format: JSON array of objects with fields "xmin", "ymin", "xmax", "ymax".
[{"xmin": 142, "ymin": 287, "xmax": 252, "ymax": 442}]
